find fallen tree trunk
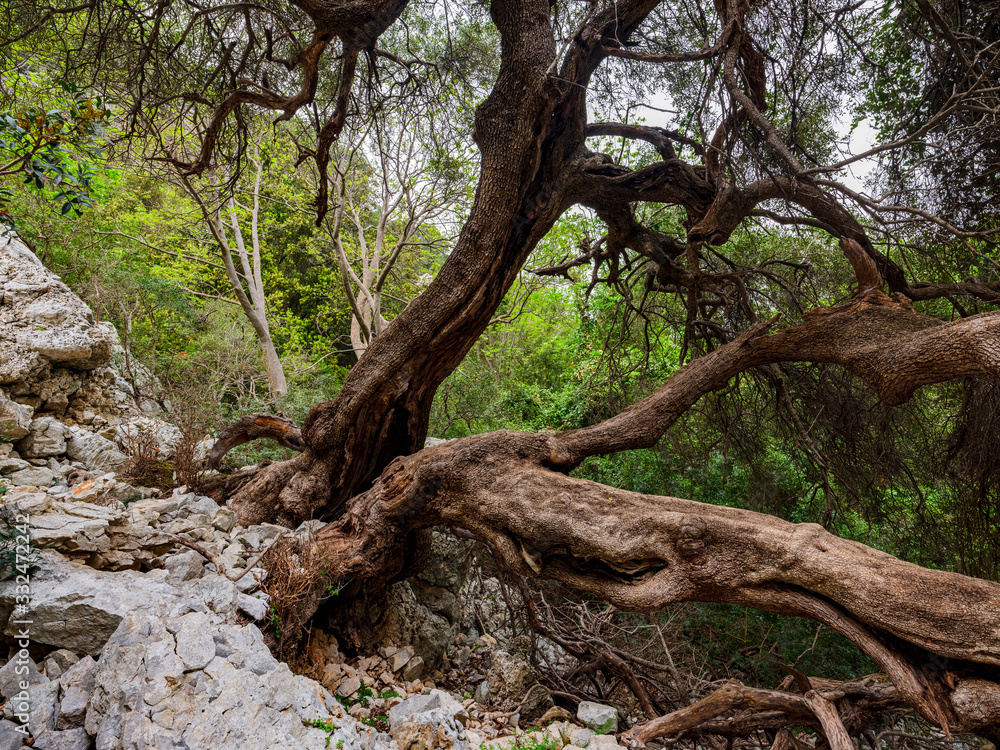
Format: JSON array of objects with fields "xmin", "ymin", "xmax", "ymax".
[{"xmin": 303, "ymin": 428, "xmax": 1000, "ymax": 738}]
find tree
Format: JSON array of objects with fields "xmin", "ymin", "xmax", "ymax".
[
  {"xmin": 178, "ymin": 149, "xmax": 290, "ymax": 395},
  {"xmin": 4, "ymin": 0, "xmax": 1000, "ymax": 741},
  {"xmin": 319, "ymin": 101, "xmax": 470, "ymax": 358}
]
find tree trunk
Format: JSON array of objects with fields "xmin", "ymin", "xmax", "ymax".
[
  {"xmin": 260, "ymin": 330, "xmax": 288, "ymax": 396},
  {"xmin": 305, "ymin": 427, "xmax": 1000, "ymax": 736}
]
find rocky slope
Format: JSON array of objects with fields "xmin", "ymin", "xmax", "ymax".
[{"xmin": 0, "ymin": 236, "xmax": 632, "ymax": 750}]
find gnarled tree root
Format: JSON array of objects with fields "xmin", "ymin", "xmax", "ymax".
[{"xmin": 298, "ymin": 432, "xmax": 1000, "ymax": 738}]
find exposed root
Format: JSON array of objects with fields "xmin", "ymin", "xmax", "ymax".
[{"xmin": 206, "ymin": 413, "xmax": 305, "ymax": 470}]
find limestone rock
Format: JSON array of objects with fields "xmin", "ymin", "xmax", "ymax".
[
  {"xmin": 485, "ymin": 645, "xmax": 553, "ymax": 721},
  {"xmin": 0, "ymin": 237, "xmax": 113, "ymax": 384},
  {"xmin": 0, "ymin": 720, "xmax": 24, "ymax": 750},
  {"xmin": 0, "ymin": 654, "xmax": 46, "ymax": 699},
  {"xmin": 0, "ymin": 391, "xmax": 32, "ymax": 440},
  {"xmin": 388, "ymin": 690, "xmax": 471, "ymax": 750},
  {"xmin": 0, "ymin": 552, "xmax": 237, "ymax": 654},
  {"xmin": 30, "ymin": 727, "xmax": 92, "ymax": 750},
  {"xmin": 85, "ymin": 610, "xmax": 389, "ymax": 750},
  {"xmin": 42, "ymin": 649, "xmax": 80, "ymax": 681},
  {"xmin": 577, "ymin": 701, "xmax": 618, "ymax": 735},
  {"xmin": 7, "ymin": 465, "xmax": 58, "ymax": 486},
  {"xmin": 17, "ymin": 417, "xmax": 67, "ymax": 457},
  {"xmin": 163, "ymin": 550, "xmax": 204, "ymax": 582},
  {"xmin": 0, "ymin": 454, "xmax": 29, "ymax": 474},
  {"xmin": 65, "ymin": 427, "xmax": 128, "ymax": 474},
  {"xmin": 236, "ymin": 592, "xmax": 268, "ymax": 621},
  {"xmin": 115, "ymin": 418, "xmax": 182, "ymax": 460},
  {"xmin": 59, "ymin": 656, "xmax": 97, "ymax": 695},
  {"xmin": 57, "ymin": 686, "xmax": 89, "ymax": 729}
]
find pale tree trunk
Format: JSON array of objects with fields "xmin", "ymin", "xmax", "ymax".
[
  {"xmin": 326, "ymin": 117, "xmax": 453, "ymax": 359},
  {"xmin": 181, "ymin": 156, "xmax": 288, "ymax": 396}
]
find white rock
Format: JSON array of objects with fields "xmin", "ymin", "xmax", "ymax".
[
  {"xmin": 16, "ymin": 417, "xmax": 67, "ymax": 457},
  {"xmin": 115, "ymin": 417, "xmax": 182, "ymax": 460},
  {"xmin": 65, "ymin": 427, "xmax": 128, "ymax": 474},
  {"xmin": 577, "ymin": 701, "xmax": 618, "ymax": 735},
  {"xmin": 0, "ymin": 552, "xmax": 236, "ymax": 654},
  {"xmin": 0, "ymin": 237, "xmax": 114, "ymax": 384},
  {"xmin": 86, "ymin": 610, "xmax": 383, "ymax": 750},
  {"xmin": 236, "ymin": 592, "xmax": 268, "ymax": 621},
  {"xmin": 0, "ymin": 391, "xmax": 32, "ymax": 440}
]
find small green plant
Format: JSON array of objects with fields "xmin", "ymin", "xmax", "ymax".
[
  {"xmin": 334, "ymin": 679, "xmax": 376, "ymax": 710},
  {"xmin": 376, "ymin": 689, "xmax": 400, "ymax": 700},
  {"xmin": 306, "ymin": 717, "xmax": 339, "ymax": 748},
  {"xmin": 266, "ymin": 604, "xmax": 282, "ymax": 638},
  {"xmin": 510, "ymin": 731, "xmax": 563, "ymax": 750},
  {"xmin": 594, "ymin": 717, "xmax": 616, "ymax": 735},
  {"xmin": 0, "ymin": 518, "xmax": 40, "ymax": 581}
]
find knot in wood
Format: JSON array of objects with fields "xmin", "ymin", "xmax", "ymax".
[{"xmin": 676, "ymin": 518, "xmax": 708, "ymax": 564}]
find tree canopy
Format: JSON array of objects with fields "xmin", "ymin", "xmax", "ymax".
[{"xmin": 2, "ymin": 0, "xmax": 1000, "ymax": 744}]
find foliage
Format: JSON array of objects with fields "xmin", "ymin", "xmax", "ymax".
[{"xmin": 0, "ymin": 77, "xmax": 110, "ymax": 225}]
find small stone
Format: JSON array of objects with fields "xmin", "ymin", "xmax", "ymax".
[
  {"xmin": 378, "ymin": 644, "xmax": 399, "ymax": 659},
  {"xmin": 42, "ymin": 649, "xmax": 79, "ymax": 681},
  {"xmin": 390, "ymin": 645, "xmax": 414, "ymax": 672},
  {"xmin": 568, "ymin": 725, "xmax": 596, "ymax": 747},
  {"xmin": 212, "ymin": 507, "xmax": 236, "ymax": 533},
  {"xmin": 236, "ymin": 592, "xmax": 268, "ymax": 620},
  {"xmin": 336, "ymin": 675, "xmax": 361, "ymax": 697},
  {"xmin": 401, "ymin": 655, "xmax": 425, "ymax": 682},
  {"xmin": 163, "ymin": 550, "xmax": 205, "ymax": 582},
  {"xmin": 473, "ymin": 680, "xmax": 489, "ymax": 705},
  {"xmin": 56, "ymin": 686, "xmax": 89, "ymax": 729},
  {"xmin": 234, "ymin": 567, "xmax": 267, "ymax": 593}
]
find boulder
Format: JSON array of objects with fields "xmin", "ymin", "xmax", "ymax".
[
  {"xmin": 115, "ymin": 418, "xmax": 182, "ymax": 460},
  {"xmin": 85, "ymin": 611, "xmax": 391, "ymax": 750},
  {"xmin": 65, "ymin": 428, "xmax": 128, "ymax": 474},
  {"xmin": 17, "ymin": 417, "xmax": 68, "ymax": 457},
  {"xmin": 0, "ymin": 454, "xmax": 29, "ymax": 474},
  {"xmin": 0, "ymin": 391, "xmax": 32, "ymax": 440},
  {"xmin": 388, "ymin": 690, "xmax": 471, "ymax": 750},
  {"xmin": 0, "ymin": 237, "xmax": 114, "ymax": 384},
  {"xmin": 7, "ymin": 465, "xmax": 58, "ymax": 486},
  {"xmin": 485, "ymin": 641, "xmax": 553, "ymax": 721},
  {"xmin": 0, "ymin": 552, "xmax": 238, "ymax": 654},
  {"xmin": 577, "ymin": 701, "xmax": 618, "ymax": 735}
]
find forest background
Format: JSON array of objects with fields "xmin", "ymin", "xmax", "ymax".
[{"xmin": 1, "ymin": 0, "xmax": 998, "ymax": 717}]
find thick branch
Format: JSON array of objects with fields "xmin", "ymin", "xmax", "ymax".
[{"xmin": 207, "ymin": 413, "xmax": 304, "ymax": 470}]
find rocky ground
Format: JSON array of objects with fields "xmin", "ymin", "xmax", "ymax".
[{"xmin": 0, "ymin": 236, "xmax": 635, "ymax": 749}]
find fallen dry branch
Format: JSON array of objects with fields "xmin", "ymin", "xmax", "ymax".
[{"xmin": 167, "ymin": 530, "xmax": 290, "ymax": 583}]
